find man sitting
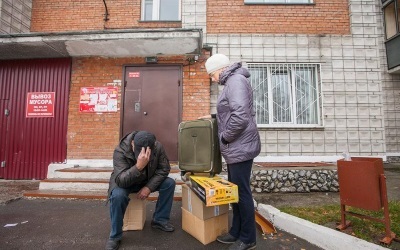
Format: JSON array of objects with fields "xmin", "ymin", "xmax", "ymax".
[{"xmin": 105, "ymin": 131, "xmax": 175, "ymax": 250}]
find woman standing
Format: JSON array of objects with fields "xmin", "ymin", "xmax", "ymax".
[{"xmin": 201, "ymin": 54, "xmax": 261, "ymax": 250}]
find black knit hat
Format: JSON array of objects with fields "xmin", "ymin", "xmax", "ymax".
[{"xmin": 133, "ymin": 131, "xmax": 156, "ymax": 159}]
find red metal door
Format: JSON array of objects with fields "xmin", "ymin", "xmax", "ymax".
[
  {"xmin": 0, "ymin": 59, "xmax": 71, "ymax": 179},
  {"xmin": 0, "ymin": 100, "xmax": 8, "ymax": 178},
  {"xmin": 123, "ymin": 66, "xmax": 182, "ymax": 161}
]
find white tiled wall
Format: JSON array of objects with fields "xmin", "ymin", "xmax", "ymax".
[
  {"xmin": 182, "ymin": 0, "xmax": 399, "ymax": 159},
  {"xmin": 0, "ymin": 0, "xmax": 31, "ymax": 34}
]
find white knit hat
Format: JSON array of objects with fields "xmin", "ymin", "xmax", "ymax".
[{"xmin": 205, "ymin": 54, "xmax": 231, "ymax": 74}]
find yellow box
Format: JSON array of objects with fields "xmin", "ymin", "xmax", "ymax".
[
  {"xmin": 182, "ymin": 184, "xmax": 229, "ymax": 220},
  {"xmin": 122, "ymin": 194, "xmax": 146, "ymax": 231},
  {"xmin": 181, "ymin": 207, "xmax": 228, "ymax": 245},
  {"xmin": 189, "ymin": 176, "xmax": 239, "ymax": 206}
]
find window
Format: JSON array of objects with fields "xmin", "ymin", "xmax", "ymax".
[
  {"xmin": 142, "ymin": 0, "xmax": 181, "ymax": 21},
  {"xmin": 244, "ymin": 0, "xmax": 313, "ymax": 4},
  {"xmin": 248, "ymin": 63, "xmax": 322, "ymax": 127},
  {"xmin": 383, "ymin": 0, "xmax": 400, "ymax": 39},
  {"xmin": 385, "ymin": 2, "xmax": 398, "ymax": 39}
]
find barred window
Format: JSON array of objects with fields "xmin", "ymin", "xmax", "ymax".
[{"xmin": 248, "ymin": 63, "xmax": 322, "ymax": 127}]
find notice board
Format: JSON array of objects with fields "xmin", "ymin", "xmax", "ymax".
[{"xmin": 79, "ymin": 87, "xmax": 118, "ymax": 113}]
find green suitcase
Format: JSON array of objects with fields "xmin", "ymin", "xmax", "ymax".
[{"xmin": 178, "ymin": 118, "xmax": 222, "ymax": 176}]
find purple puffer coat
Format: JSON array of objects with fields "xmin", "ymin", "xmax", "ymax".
[{"xmin": 217, "ymin": 62, "xmax": 261, "ymax": 164}]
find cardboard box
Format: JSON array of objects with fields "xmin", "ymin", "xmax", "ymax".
[
  {"xmin": 182, "ymin": 184, "xmax": 229, "ymax": 220},
  {"xmin": 181, "ymin": 207, "xmax": 228, "ymax": 245},
  {"xmin": 122, "ymin": 194, "xmax": 146, "ymax": 231},
  {"xmin": 189, "ymin": 176, "xmax": 239, "ymax": 206}
]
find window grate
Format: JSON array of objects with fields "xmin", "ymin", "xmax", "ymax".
[{"xmin": 248, "ymin": 63, "xmax": 322, "ymax": 126}]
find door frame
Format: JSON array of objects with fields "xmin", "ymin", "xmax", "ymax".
[{"xmin": 0, "ymin": 100, "xmax": 9, "ymax": 178}]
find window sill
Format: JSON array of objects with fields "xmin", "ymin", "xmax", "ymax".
[
  {"xmin": 138, "ymin": 20, "xmax": 182, "ymax": 23},
  {"xmin": 257, "ymin": 124, "xmax": 324, "ymax": 130},
  {"xmin": 244, "ymin": 3, "xmax": 315, "ymax": 5},
  {"xmin": 385, "ymin": 32, "xmax": 400, "ymax": 43}
]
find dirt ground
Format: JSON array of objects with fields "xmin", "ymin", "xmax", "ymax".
[{"xmin": 0, "ymin": 180, "xmax": 40, "ymax": 205}]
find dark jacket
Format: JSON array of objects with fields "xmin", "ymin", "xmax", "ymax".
[
  {"xmin": 107, "ymin": 131, "xmax": 171, "ymax": 199},
  {"xmin": 217, "ymin": 62, "xmax": 261, "ymax": 164}
]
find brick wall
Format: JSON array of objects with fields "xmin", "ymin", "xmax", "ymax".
[
  {"xmin": 68, "ymin": 55, "xmax": 210, "ymax": 159},
  {"xmin": 207, "ymin": 0, "xmax": 350, "ymax": 34},
  {"xmin": 31, "ymin": 0, "xmax": 181, "ymax": 32}
]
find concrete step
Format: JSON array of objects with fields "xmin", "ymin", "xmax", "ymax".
[
  {"xmin": 24, "ymin": 189, "xmax": 183, "ymax": 201},
  {"xmin": 49, "ymin": 167, "xmax": 182, "ymax": 180},
  {"xmin": 27, "ymin": 179, "xmax": 184, "ymax": 200},
  {"xmin": 27, "ymin": 162, "xmax": 226, "ymax": 200},
  {"xmin": 50, "ymin": 167, "xmax": 113, "ymax": 179},
  {"xmin": 39, "ymin": 178, "xmax": 109, "ymax": 191},
  {"xmin": 39, "ymin": 178, "xmax": 184, "ymax": 191}
]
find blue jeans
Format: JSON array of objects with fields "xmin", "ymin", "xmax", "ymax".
[
  {"xmin": 227, "ymin": 159, "xmax": 256, "ymax": 244},
  {"xmin": 108, "ymin": 177, "xmax": 175, "ymax": 240}
]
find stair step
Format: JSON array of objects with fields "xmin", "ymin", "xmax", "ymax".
[
  {"xmin": 24, "ymin": 190, "xmax": 107, "ymax": 199},
  {"xmin": 56, "ymin": 167, "xmax": 181, "ymax": 173},
  {"xmin": 31, "ymin": 161, "xmax": 229, "ymax": 201},
  {"xmin": 41, "ymin": 178, "xmax": 109, "ymax": 183},
  {"xmin": 49, "ymin": 167, "xmax": 181, "ymax": 179},
  {"xmin": 38, "ymin": 177, "xmax": 185, "ymax": 192},
  {"xmin": 50, "ymin": 168, "xmax": 112, "ymax": 179},
  {"xmin": 24, "ymin": 189, "xmax": 182, "ymax": 201},
  {"xmin": 39, "ymin": 180, "xmax": 109, "ymax": 191},
  {"xmin": 57, "ymin": 168, "xmax": 113, "ymax": 173},
  {"xmin": 40, "ymin": 178, "xmax": 185, "ymax": 185}
]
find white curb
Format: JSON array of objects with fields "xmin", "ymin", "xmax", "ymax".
[{"xmin": 257, "ymin": 204, "xmax": 387, "ymax": 250}]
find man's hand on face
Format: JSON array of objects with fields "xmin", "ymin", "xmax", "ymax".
[
  {"xmin": 137, "ymin": 186, "xmax": 151, "ymax": 200},
  {"xmin": 136, "ymin": 146, "xmax": 151, "ymax": 171}
]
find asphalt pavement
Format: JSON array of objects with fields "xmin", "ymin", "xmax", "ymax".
[{"xmin": 0, "ymin": 199, "xmax": 322, "ymax": 250}]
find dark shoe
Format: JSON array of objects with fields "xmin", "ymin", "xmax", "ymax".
[
  {"xmin": 228, "ymin": 240, "xmax": 256, "ymax": 250},
  {"xmin": 151, "ymin": 220, "xmax": 175, "ymax": 232},
  {"xmin": 105, "ymin": 239, "xmax": 120, "ymax": 250},
  {"xmin": 217, "ymin": 233, "xmax": 237, "ymax": 244}
]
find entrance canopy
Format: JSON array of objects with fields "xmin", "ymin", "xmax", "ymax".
[{"xmin": 0, "ymin": 28, "xmax": 202, "ymax": 60}]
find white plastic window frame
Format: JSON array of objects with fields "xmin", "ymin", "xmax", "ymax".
[
  {"xmin": 141, "ymin": 0, "xmax": 181, "ymax": 21},
  {"xmin": 247, "ymin": 63, "xmax": 323, "ymax": 129}
]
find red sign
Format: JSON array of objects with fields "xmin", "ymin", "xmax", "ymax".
[
  {"xmin": 79, "ymin": 87, "xmax": 118, "ymax": 113},
  {"xmin": 26, "ymin": 92, "xmax": 55, "ymax": 118},
  {"xmin": 129, "ymin": 72, "xmax": 140, "ymax": 78}
]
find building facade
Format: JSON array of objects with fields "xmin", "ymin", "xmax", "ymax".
[{"xmin": 0, "ymin": 0, "xmax": 399, "ymax": 179}]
